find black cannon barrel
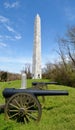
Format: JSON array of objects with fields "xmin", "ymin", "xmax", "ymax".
[
  {"xmin": 32, "ymin": 82, "xmax": 58, "ymax": 86},
  {"xmin": 3, "ymin": 88, "xmax": 69, "ymax": 98}
]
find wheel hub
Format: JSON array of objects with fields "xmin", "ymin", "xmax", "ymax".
[{"xmin": 18, "ymin": 108, "xmax": 27, "ymax": 117}]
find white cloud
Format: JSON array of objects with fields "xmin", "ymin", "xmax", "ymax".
[
  {"xmin": 0, "ymin": 42, "xmax": 7, "ymax": 47},
  {"xmin": 0, "ymin": 35, "xmax": 13, "ymax": 41},
  {"xmin": 0, "ymin": 15, "xmax": 9, "ymax": 23},
  {"xmin": 5, "ymin": 25, "xmax": 15, "ymax": 33},
  {"xmin": 0, "ymin": 15, "xmax": 22, "ymax": 46},
  {"xmin": 4, "ymin": 1, "xmax": 19, "ymax": 8},
  {"xmin": 0, "ymin": 15, "xmax": 22, "ymax": 41},
  {"xmin": 0, "ymin": 34, "xmax": 22, "ymax": 42},
  {"xmin": 5, "ymin": 35, "xmax": 14, "ymax": 40},
  {"xmin": 0, "ymin": 56, "xmax": 32, "ymax": 64},
  {"xmin": 15, "ymin": 34, "xmax": 22, "ymax": 40},
  {"xmin": 5, "ymin": 25, "xmax": 22, "ymax": 40}
]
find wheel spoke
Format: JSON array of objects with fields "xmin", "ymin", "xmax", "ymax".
[
  {"xmin": 27, "ymin": 110, "xmax": 38, "ymax": 113},
  {"xmin": 24, "ymin": 115, "xmax": 31, "ymax": 123},
  {"xmin": 24, "ymin": 117, "xmax": 27, "ymax": 124},
  {"xmin": 9, "ymin": 103, "xmax": 19, "ymax": 109},
  {"xmin": 26, "ymin": 114, "xmax": 32, "ymax": 122},
  {"xmin": 20, "ymin": 96, "xmax": 23, "ymax": 107},
  {"xmin": 27, "ymin": 103, "xmax": 36, "ymax": 109},
  {"xmin": 9, "ymin": 109, "xmax": 18, "ymax": 112},
  {"xmin": 27, "ymin": 113, "xmax": 37, "ymax": 120},
  {"xmin": 14, "ymin": 99, "xmax": 21, "ymax": 108},
  {"xmin": 9, "ymin": 112, "xmax": 18, "ymax": 119}
]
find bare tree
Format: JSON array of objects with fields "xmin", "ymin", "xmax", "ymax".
[
  {"xmin": 57, "ymin": 26, "xmax": 75, "ymax": 66},
  {"xmin": 25, "ymin": 63, "xmax": 32, "ymax": 79}
]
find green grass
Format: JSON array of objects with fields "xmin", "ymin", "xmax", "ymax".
[{"xmin": 0, "ymin": 79, "xmax": 75, "ymax": 130}]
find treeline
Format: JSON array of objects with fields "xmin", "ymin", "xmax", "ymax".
[
  {"xmin": 0, "ymin": 71, "xmax": 21, "ymax": 82},
  {"xmin": 42, "ymin": 26, "xmax": 75, "ymax": 87}
]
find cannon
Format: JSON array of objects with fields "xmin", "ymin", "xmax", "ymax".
[
  {"xmin": 32, "ymin": 82, "xmax": 59, "ymax": 102},
  {"xmin": 2, "ymin": 88, "xmax": 68, "ymax": 124},
  {"xmin": 32, "ymin": 81, "xmax": 58, "ymax": 89},
  {"xmin": 32, "ymin": 82, "xmax": 59, "ymax": 91},
  {"xmin": 32, "ymin": 81, "xmax": 58, "ymax": 86}
]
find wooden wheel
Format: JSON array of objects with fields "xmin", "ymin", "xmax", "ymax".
[{"xmin": 5, "ymin": 93, "xmax": 42, "ymax": 123}]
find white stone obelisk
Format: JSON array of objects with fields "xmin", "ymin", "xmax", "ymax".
[{"xmin": 32, "ymin": 14, "xmax": 42, "ymax": 79}]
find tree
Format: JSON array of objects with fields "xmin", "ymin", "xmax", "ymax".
[
  {"xmin": 42, "ymin": 26, "xmax": 75, "ymax": 87},
  {"xmin": 25, "ymin": 63, "xmax": 32, "ymax": 79},
  {"xmin": 1, "ymin": 72, "xmax": 8, "ymax": 82},
  {"xmin": 55, "ymin": 25, "xmax": 75, "ymax": 87},
  {"xmin": 57, "ymin": 26, "xmax": 75, "ymax": 66}
]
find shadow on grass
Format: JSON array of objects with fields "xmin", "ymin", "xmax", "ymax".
[
  {"xmin": 43, "ymin": 105, "xmax": 60, "ymax": 111},
  {"xmin": 0, "ymin": 104, "xmax": 5, "ymax": 114}
]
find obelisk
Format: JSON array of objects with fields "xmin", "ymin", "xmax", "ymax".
[{"xmin": 32, "ymin": 14, "xmax": 42, "ymax": 79}]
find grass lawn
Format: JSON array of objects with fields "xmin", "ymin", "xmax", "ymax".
[{"xmin": 0, "ymin": 79, "xmax": 75, "ymax": 130}]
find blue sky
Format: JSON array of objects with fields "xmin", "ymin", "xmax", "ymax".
[{"xmin": 0, "ymin": 0, "xmax": 75, "ymax": 73}]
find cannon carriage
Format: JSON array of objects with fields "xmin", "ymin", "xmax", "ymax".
[{"xmin": 2, "ymin": 87, "xmax": 68, "ymax": 124}]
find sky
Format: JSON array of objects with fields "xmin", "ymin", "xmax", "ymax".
[{"xmin": 0, "ymin": 0, "xmax": 75, "ymax": 74}]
